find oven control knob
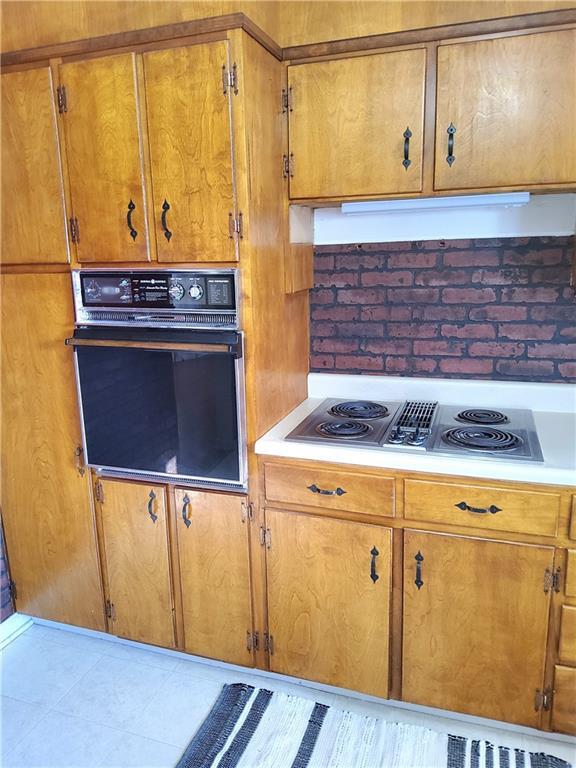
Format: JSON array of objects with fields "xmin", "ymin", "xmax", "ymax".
[
  {"xmin": 169, "ymin": 283, "xmax": 185, "ymax": 302},
  {"xmin": 189, "ymin": 284, "xmax": 204, "ymax": 300}
]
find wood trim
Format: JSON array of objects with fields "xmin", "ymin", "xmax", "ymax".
[
  {"xmin": 283, "ymin": 9, "xmax": 576, "ymax": 61},
  {"xmin": 0, "ymin": 13, "xmax": 282, "ymax": 68},
  {"xmin": 421, "ymin": 43, "xmax": 437, "ymax": 196},
  {"xmin": 65, "ymin": 339, "xmax": 230, "ymax": 353}
]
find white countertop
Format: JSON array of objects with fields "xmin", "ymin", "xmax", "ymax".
[{"xmin": 255, "ymin": 375, "xmax": 576, "ymax": 487}]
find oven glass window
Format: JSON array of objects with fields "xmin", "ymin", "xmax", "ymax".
[{"xmin": 76, "ymin": 346, "xmax": 240, "ymax": 482}]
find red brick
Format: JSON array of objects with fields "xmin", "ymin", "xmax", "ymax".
[
  {"xmin": 339, "ymin": 321, "xmax": 384, "ymax": 338},
  {"xmin": 527, "ymin": 343, "xmax": 576, "ymax": 359},
  {"xmin": 388, "ymin": 288, "xmax": 440, "ymax": 304},
  {"xmin": 387, "ymin": 253, "xmax": 438, "ymax": 268},
  {"xmin": 415, "ymin": 269, "xmax": 470, "ymax": 286},
  {"xmin": 388, "ymin": 323, "xmax": 439, "ymax": 338},
  {"xmin": 560, "ymin": 328, "xmax": 576, "ymax": 338},
  {"xmin": 439, "ymin": 359, "xmax": 494, "ymax": 375},
  {"xmin": 413, "ymin": 306, "xmax": 467, "ymax": 321},
  {"xmin": 315, "ymin": 272, "xmax": 358, "ymax": 288},
  {"xmin": 361, "ymin": 270, "xmax": 413, "ymax": 287},
  {"xmin": 503, "ymin": 248, "xmax": 563, "ymax": 266},
  {"xmin": 337, "ymin": 288, "xmax": 386, "ymax": 304},
  {"xmin": 441, "ymin": 324, "xmax": 496, "ymax": 339},
  {"xmin": 310, "ymin": 354, "xmax": 334, "ymax": 369},
  {"xmin": 498, "ymin": 324, "xmax": 556, "ymax": 340},
  {"xmin": 413, "ymin": 340, "xmax": 465, "ymax": 356},
  {"xmin": 469, "ymin": 306, "xmax": 528, "ymax": 321},
  {"xmin": 474, "ymin": 238, "xmax": 503, "ymax": 248},
  {"xmin": 531, "ymin": 267, "xmax": 571, "ymax": 284},
  {"xmin": 334, "ymin": 355, "xmax": 384, "ymax": 371},
  {"xmin": 443, "ymin": 250, "xmax": 500, "ymax": 267},
  {"xmin": 411, "ymin": 358, "xmax": 439, "ymax": 373},
  {"xmin": 361, "ymin": 306, "xmax": 412, "ymax": 321},
  {"xmin": 310, "ymin": 288, "xmax": 334, "ymax": 305},
  {"xmin": 371, "ymin": 241, "xmax": 413, "ymax": 252},
  {"xmin": 425, "ymin": 239, "xmax": 471, "ymax": 250},
  {"xmin": 531, "ymin": 306, "xmax": 574, "ymax": 321},
  {"xmin": 314, "ymin": 255, "xmax": 334, "ymax": 271},
  {"xmin": 385, "ymin": 358, "xmax": 409, "ymax": 372},
  {"xmin": 310, "ymin": 321, "xmax": 336, "ymax": 337},
  {"xmin": 312, "ymin": 306, "xmax": 359, "ymax": 321},
  {"xmin": 496, "ymin": 360, "xmax": 555, "ymax": 377},
  {"xmin": 335, "ymin": 253, "xmax": 383, "ymax": 270},
  {"xmin": 469, "ymin": 342, "xmax": 525, "ymax": 357},
  {"xmin": 442, "ymin": 288, "xmax": 497, "ymax": 304},
  {"xmin": 471, "ymin": 268, "xmax": 529, "ymax": 285},
  {"xmin": 361, "ymin": 339, "xmax": 412, "ymax": 355},
  {"xmin": 313, "ymin": 338, "xmax": 359, "ymax": 353},
  {"xmin": 559, "ymin": 362, "xmax": 576, "ymax": 379}
]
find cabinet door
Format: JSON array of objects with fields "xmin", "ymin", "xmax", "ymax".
[
  {"xmin": 143, "ymin": 42, "xmax": 236, "ymax": 262},
  {"xmin": 403, "ymin": 531, "xmax": 554, "ymax": 727},
  {"xmin": 435, "ymin": 30, "xmax": 576, "ymax": 190},
  {"xmin": 266, "ymin": 509, "xmax": 391, "ymax": 697},
  {"xmin": 552, "ymin": 666, "xmax": 576, "ymax": 735},
  {"xmin": 288, "ymin": 49, "xmax": 426, "ymax": 199},
  {"xmin": 0, "ymin": 274, "xmax": 104, "ymax": 629},
  {"xmin": 1, "ymin": 67, "xmax": 69, "ymax": 264},
  {"xmin": 59, "ymin": 53, "xmax": 150, "ymax": 262},
  {"xmin": 98, "ymin": 479, "xmax": 174, "ymax": 647},
  {"xmin": 174, "ymin": 490, "xmax": 253, "ymax": 665}
]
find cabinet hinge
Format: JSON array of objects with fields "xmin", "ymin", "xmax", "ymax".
[
  {"xmin": 259, "ymin": 526, "xmax": 271, "ymax": 549},
  {"xmin": 552, "ymin": 567, "xmax": 562, "ymax": 593},
  {"xmin": 246, "ymin": 630, "xmax": 260, "ymax": 651},
  {"xmin": 8, "ymin": 580, "xmax": 17, "ymax": 601},
  {"xmin": 222, "ymin": 63, "xmax": 238, "ymax": 95},
  {"xmin": 534, "ymin": 687, "xmax": 554, "ymax": 711},
  {"xmin": 57, "ymin": 85, "xmax": 67, "ymax": 114},
  {"xmin": 241, "ymin": 501, "xmax": 255, "ymax": 523},
  {"xmin": 69, "ymin": 217, "xmax": 80, "ymax": 244},
  {"xmin": 94, "ymin": 480, "xmax": 104, "ymax": 503},
  {"xmin": 105, "ymin": 600, "xmax": 116, "ymax": 620},
  {"xmin": 282, "ymin": 153, "xmax": 295, "ymax": 179},
  {"xmin": 264, "ymin": 632, "xmax": 274, "ymax": 655},
  {"xmin": 281, "ymin": 86, "xmax": 293, "ymax": 113},
  {"xmin": 228, "ymin": 212, "xmax": 244, "ymax": 240}
]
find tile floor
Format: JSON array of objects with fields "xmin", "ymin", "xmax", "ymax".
[{"xmin": 1, "ymin": 621, "xmax": 575, "ymax": 768}]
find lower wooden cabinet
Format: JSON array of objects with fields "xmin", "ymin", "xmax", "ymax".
[
  {"xmin": 265, "ymin": 509, "xmax": 392, "ymax": 697},
  {"xmin": 551, "ymin": 665, "xmax": 576, "ymax": 735},
  {"xmin": 96, "ymin": 478, "xmax": 175, "ymax": 648},
  {"xmin": 174, "ymin": 489, "xmax": 253, "ymax": 665},
  {"xmin": 402, "ymin": 531, "xmax": 554, "ymax": 727}
]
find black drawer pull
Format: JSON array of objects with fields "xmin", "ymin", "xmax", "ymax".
[
  {"xmin": 161, "ymin": 199, "xmax": 172, "ymax": 242},
  {"xmin": 126, "ymin": 199, "xmax": 137, "ymax": 241},
  {"xmin": 181, "ymin": 494, "xmax": 191, "ymax": 528},
  {"xmin": 446, "ymin": 123, "xmax": 456, "ymax": 166},
  {"xmin": 402, "ymin": 126, "xmax": 412, "ymax": 169},
  {"xmin": 307, "ymin": 483, "xmax": 347, "ymax": 497},
  {"xmin": 148, "ymin": 490, "xmax": 158, "ymax": 523},
  {"xmin": 370, "ymin": 546, "xmax": 380, "ymax": 583},
  {"xmin": 455, "ymin": 501, "xmax": 502, "ymax": 515},
  {"xmin": 415, "ymin": 551, "xmax": 424, "ymax": 590}
]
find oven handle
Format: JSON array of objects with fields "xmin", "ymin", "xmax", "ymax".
[{"xmin": 65, "ymin": 338, "xmax": 234, "ymax": 354}]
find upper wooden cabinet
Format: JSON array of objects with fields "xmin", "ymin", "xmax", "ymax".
[
  {"xmin": 1, "ymin": 67, "xmax": 69, "ymax": 265},
  {"xmin": 143, "ymin": 42, "xmax": 237, "ymax": 262},
  {"xmin": 434, "ymin": 29, "xmax": 576, "ymax": 191},
  {"xmin": 59, "ymin": 54, "xmax": 150, "ymax": 262},
  {"xmin": 287, "ymin": 48, "xmax": 426, "ymax": 199}
]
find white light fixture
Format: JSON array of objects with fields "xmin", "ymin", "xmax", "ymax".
[{"xmin": 341, "ymin": 192, "xmax": 530, "ymax": 215}]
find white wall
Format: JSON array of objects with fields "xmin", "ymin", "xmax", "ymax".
[{"xmin": 313, "ymin": 193, "xmax": 576, "ymax": 245}]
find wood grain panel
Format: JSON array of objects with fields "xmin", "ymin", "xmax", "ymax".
[
  {"xmin": 0, "ymin": 273, "xmax": 104, "ymax": 629},
  {"xmin": 402, "ymin": 531, "xmax": 553, "ymax": 726},
  {"xmin": 1, "ymin": 67, "xmax": 69, "ymax": 265},
  {"xmin": 265, "ymin": 462, "xmax": 395, "ymax": 517},
  {"xmin": 552, "ymin": 665, "xmax": 576, "ymax": 734},
  {"xmin": 143, "ymin": 41, "xmax": 236, "ymax": 262},
  {"xmin": 404, "ymin": 478, "xmax": 560, "ymax": 537},
  {"xmin": 98, "ymin": 479, "xmax": 174, "ymax": 647},
  {"xmin": 434, "ymin": 29, "xmax": 576, "ymax": 190},
  {"xmin": 266, "ymin": 509, "xmax": 391, "ymax": 697},
  {"xmin": 559, "ymin": 605, "xmax": 576, "ymax": 665},
  {"xmin": 174, "ymin": 489, "xmax": 253, "ymax": 665},
  {"xmin": 288, "ymin": 49, "xmax": 426, "ymax": 199},
  {"xmin": 566, "ymin": 550, "xmax": 576, "ymax": 598},
  {"xmin": 59, "ymin": 53, "xmax": 150, "ymax": 262}
]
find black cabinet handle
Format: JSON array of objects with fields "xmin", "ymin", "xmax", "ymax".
[
  {"xmin": 148, "ymin": 490, "xmax": 157, "ymax": 523},
  {"xmin": 181, "ymin": 494, "xmax": 191, "ymax": 528},
  {"xmin": 402, "ymin": 126, "xmax": 412, "ymax": 170},
  {"xmin": 415, "ymin": 551, "xmax": 424, "ymax": 590},
  {"xmin": 307, "ymin": 483, "xmax": 346, "ymax": 497},
  {"xmin": 370, "ymin": 546, "xmax": 380, "ymax": 583},
  {"xmin": 455, "ymin": 501, "xmax": 502, "ymax": 515},
  {"xmin": 446, "ymin": 123, "xmax": 456, "ymax": 166},
  {"xmin": 126, "ymin": 200, "xmax": 137, "ymax": 241},
  {"xmin": 161, "ymin": 199, "xmax": 172, "ymax": 242}
]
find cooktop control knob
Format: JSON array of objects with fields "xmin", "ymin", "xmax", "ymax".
[
  {"xmin": 189, "ymin": 283, "xmax": 204, "ymax": 301},
  {"xmin": 169, "ymin": 282, "xmax": 185, "ymax": 302}
]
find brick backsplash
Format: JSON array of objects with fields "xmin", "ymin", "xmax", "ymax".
[{"xmin": 310, "ymin": 236, "xmax": 576, "ymax": 382}]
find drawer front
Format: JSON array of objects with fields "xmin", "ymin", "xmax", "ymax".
[
  {"xmin": 559, "ymin": 606, "xmax": 576, "ymax": 665},
  {"xmin": 264, "ymin": 463, "xmax": 394, "ymax": 517},
  {"xmin": 404, "ymin": 479, "xmax": 560, "ymax": 537},
  {"xmin": 566, "ymin": 550, "xmax": 576, "ymax": 598},
  {"xmin": 570, "ymin": 496, "xmax": 576, "ymax": 541},
  {"xmin": 552, "ymin": 665, "xmax": 576, "ymax": 735}
]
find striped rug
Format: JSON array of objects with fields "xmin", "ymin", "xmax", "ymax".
[{"xmin": 176, "ymin": 684, "xmax": 572, "ymax": 768}]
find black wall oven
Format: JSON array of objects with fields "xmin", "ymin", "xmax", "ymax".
[{"xmin": 69, "ymin": 269, "xmax": 246, "ymax": 492}]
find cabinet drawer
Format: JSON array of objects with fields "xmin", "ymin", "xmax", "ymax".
[
  {"xmin": 559, "ymin": 606, "xmax": 576, "ymax": 666},
  {"xmin": 264, "ymin": 463, "xmax": 394, "ymax": 517},
  {"xmin": 403, "ymin": 479, "xmax": 559, "ymax": 537},
  {"xmin": 552, "ymin": 666, "xmax": 576, "ymax": 735}
]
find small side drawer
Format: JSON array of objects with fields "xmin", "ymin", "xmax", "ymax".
[
  {"xmin": 403, "ymin": 479, "xmax": 560, "ymax": 537},
  {"xmin": 559, "ymin": 606, "xmax": 576, "ymax": 665},
  {"xmin": 264, "ymin": 463, "xmax": 394, "ymax": 517},
  {"xmin": 552, "ymin": 665, "xmax": 576, "ymax": 735}
]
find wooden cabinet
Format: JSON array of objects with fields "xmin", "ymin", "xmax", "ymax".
[
  {"xmin": 1, "ymin": 67, "xmax": 69, "ymax": 265},
  {"xmin": 402, "ymin": 531, "xmax": 554, "ymax": 727},
  {"xmin": 434, "ymin": 30, "xmax": 576, "ymax": 191},
  {"xmin": 287, "ymin": 48, "xmax": 426, "ymax": 199},
  {"xmin": 143, "ymin": 42, "xmax": 237, "ymax": 262},
  {"xmin": 96, "ymin": 478, "xmax": 174, "ymax": 647},
  {"xmin": 59, "ymin": 53, "xmax": 150, "ymax": 262},
  {"xmin": 173, "ymin": 489, "xmax": 253, "ymax": 665},
  {"xmin": 0, "ymin": 274, "xmax": 104, "ymax": 628},
  {"xmin": 552, "ymin": 666, "xmax": 576, "ymax": 735},
  {"xmin": 266, "ymin": 508, "xmax": 392, "ymax": 697}
]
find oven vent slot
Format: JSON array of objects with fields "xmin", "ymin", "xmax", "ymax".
[
  {"xmin": 78, "ymin": 310, "xmax": 238, "ymax": 329},
  {"xmin": 395, "ymin": 401, "xmax": 438, "ymax": 432}
]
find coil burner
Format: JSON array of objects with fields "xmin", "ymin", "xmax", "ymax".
[
  {"xmin": 329, "ymin": 401, "xmax": 389, "ymax": 420},
  {"xmin": 316, "ymin": 421, "xmax": 373, "ymax": 439},
  {"xmin": 442, "ymin": 427, "xmax": 523, "ymax": 453},
  {"xmin": 456, "ymin": 409, "xmax": 509, "ymax": 425}
]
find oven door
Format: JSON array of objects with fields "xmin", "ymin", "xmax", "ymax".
[{"xmin": 68, "ymin": 327, "xmax": 246, "ymax": 491}]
